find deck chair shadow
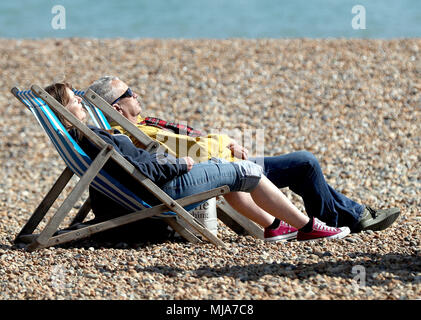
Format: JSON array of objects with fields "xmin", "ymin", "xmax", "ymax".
[
  {"xmin": 76, "ymin": 89, "xmax": 264, "ymax": 239},
  {"xmin": 12, "ymin": 85, "xmax": 231, "ymax": 251}
]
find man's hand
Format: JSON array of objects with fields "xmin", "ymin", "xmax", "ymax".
[
  {"xmin": 227, "ymin": 141, "xmax": 249, "ymax": 160},
  {"xmin": 182, "ymin": 156, "xmax": 195, "ymax": 171}
]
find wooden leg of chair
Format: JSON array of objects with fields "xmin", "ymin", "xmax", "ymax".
[
  {"xmin": 171, "ymin": 207, "xmax": 226, "ymax": 247},
  {"xmin": 27, "ymin": 146, "xmax": 113, "ymax": 252},
  {"xmin": 15, "ymin": 167, "xmax": 74, "ymax": 243},
  {"xmin": 69, "ymin": 197, "xmax": 92, "ymax": 226},
  {"xmin": 163, "ymin": 217, "xmax": 202, "ymax": 244}
]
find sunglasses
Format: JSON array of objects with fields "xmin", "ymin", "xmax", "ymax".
[{"xmin": 111, "ymin": 87, "xmax": 134, "ymax": 105}]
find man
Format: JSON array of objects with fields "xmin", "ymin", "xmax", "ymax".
[{"xmin": 87, "ymin": 76, "xmax": 401, "ymax": 240}]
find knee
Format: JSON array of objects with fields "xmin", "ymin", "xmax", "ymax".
[
  {"xmin": 295, "ymin": 151, "xmax": 320, "ymax": 169},
  {"xmin": 231, "ymin": 161, "xmax": 263, "ymax": 192}
]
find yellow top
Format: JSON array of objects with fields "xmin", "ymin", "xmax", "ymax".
[{"xmin": 111, "ymin": 116, "xmax": 237, "ymax": 163}]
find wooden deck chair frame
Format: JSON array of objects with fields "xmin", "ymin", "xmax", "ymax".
[
  {"xmin": 12, "ymin": 85, "xmax": 231, "ymax": 251},
  {"xmin": 79, "ymin": 89, "xmax": 263, "ymax": 239}
]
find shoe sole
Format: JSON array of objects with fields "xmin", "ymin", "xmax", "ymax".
[
  {"xmin": 297, "ymin": 227, "xmax": 351, "ymax": 242},
  {"xmin": 265, "ymin": 231, "xmax": 298, "ymax": 242},
  {"xmin": 360, "ymin": 210, "xmax": 400, "ymax": 232}
]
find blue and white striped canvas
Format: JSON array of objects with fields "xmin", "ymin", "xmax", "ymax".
[{"xmin": 73, "ymin": 89, "xmax": 111, "ymax": 130}]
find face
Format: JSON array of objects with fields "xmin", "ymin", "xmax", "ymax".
[
  {"xmin": 64, "ymin": 88, "xmax": 87, "ymax": 122},
  {"xmin": 111, "ymin": 79, "xmax": 142, "ymax": 122}
]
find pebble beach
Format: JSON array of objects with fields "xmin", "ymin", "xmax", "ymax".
[{"xmin": 0, "ymin": 38, "xmax": 420, "ymax": 300}]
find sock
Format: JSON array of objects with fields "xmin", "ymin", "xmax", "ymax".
[
  {"xmin": 267, "ymin": 218, "xmax": 281, "ymax": 230},
  {"xmin": 299, "ymin": 217, "xmax": 314, "ymax": 233}
]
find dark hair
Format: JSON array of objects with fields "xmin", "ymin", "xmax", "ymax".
[
  {"xmin": 44, "ymin": 82, "xmax": 73, "ymax": 129},
  {"xmin": 44, "ymin": 82, "xmax": 72, "ymax": 106}
]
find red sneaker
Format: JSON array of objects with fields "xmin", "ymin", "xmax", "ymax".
[
  {"xmin": 264, "ymin": 221, "xmax": 298, "ymax": 242},
  {"xmin": 297, "ymin": 217, "xmax": 350, "ymax": 241}
]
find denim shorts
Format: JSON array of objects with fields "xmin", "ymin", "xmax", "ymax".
[
  {"xmin": 209, "ymin": 158, "xmax": 262, "ymax": 192},
  {"xmin": 161, "ymin": 159, "xmax": 263, "ymax": 210}
]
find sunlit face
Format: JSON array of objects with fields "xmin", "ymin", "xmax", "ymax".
[
  {"xmin": 64, "ymin": 88, "xmax": 86, "ymax": 122},
  {"xmin": 111, "ymin": 79, "xmax": 142, "ymax": 123}
]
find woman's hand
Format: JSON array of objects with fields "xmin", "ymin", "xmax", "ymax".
[
  {"xmin": 228, "ymin": 141, "xmax": 249, "ymax": 160},
  {"xmin": 182, "ymin": 156, "xmax": 195, "ymax": 171}
]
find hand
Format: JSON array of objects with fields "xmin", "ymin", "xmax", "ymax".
[
  {"xmin": 227, "ymin": 141, "xmax": 249, "ymax": 160},
  {"xmin": 182, "ymin": 156, "xmax": 195, "ymax": 171}
]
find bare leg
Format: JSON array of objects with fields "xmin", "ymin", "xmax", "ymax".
[
  {"xmin": 224, "ymin": 175, "xmax": 309, "ymax": 229},
  {"xmin": 223, "ymin": 191, "xmax": 274, "ymax": 228}
]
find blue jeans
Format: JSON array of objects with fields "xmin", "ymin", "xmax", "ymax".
[
  {"xmin": 249, "ymin": 151, "xmax": 364, "ymax": 230},
  {"xmin": 161, "ymin": 160, "xmax": 262, "ymax": 211}
]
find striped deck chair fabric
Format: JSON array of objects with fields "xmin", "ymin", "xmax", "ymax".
[{"xmin": 73, "ymin": 89, "xmax": 111, "ymax": 130}]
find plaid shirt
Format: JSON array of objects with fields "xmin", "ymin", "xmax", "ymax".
[{"xmin": 139, "ymin": 117, "xmax": 203, "ymax": 137}]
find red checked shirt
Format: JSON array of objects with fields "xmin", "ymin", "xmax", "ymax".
[{"xmin": 139, "ymin": 117, "xmax": 203, "ymax": 137}]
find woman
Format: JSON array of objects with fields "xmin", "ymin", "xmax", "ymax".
[{"xmin": 44, "ymin": 82, "xmax": 350, "ymax": 242}]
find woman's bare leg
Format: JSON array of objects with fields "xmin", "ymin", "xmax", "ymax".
[
  {"xmin": 224, "ymin": 175, "xmax": 309, "ymax": 229},
  {"xmin": 223, "ymin": 192, "xmax": 275, "ymax": 228}
]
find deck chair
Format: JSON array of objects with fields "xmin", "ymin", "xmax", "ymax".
[
  {"xmin": 76, "ymin": 89, "xmax": 264, "ymax": 239},
  {"xmin": 11, "ymin": 85, "xmax": 231, "ymax": 251}
]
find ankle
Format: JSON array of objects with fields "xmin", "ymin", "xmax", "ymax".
[
  {"xmin": 266, "ymin": 218, "xmax": 281, "ymax": 230},
  {"xmin": 299, "ymin": 217, "xmax": 314, "ymax": 233}
]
